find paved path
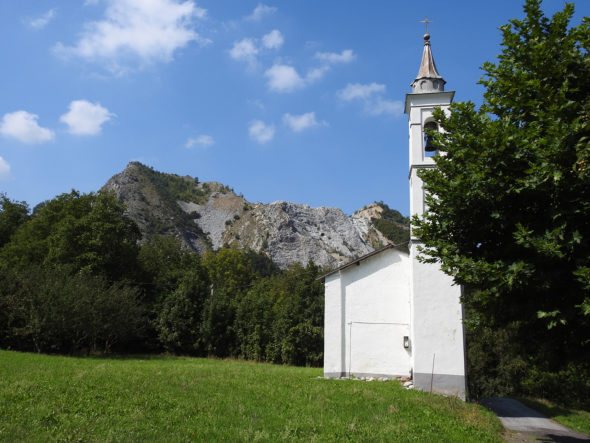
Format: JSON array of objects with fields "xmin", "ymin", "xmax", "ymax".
[{"xmin": 481, "ymin": 398, "xmax": 590, "ymax": 442}]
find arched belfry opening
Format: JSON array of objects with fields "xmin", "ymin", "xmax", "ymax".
[{"xmin": 423, "ymin": 120, "xmax": 439, "ymax": 156}]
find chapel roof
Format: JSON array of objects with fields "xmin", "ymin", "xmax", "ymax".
[{"xmin": 317, "ymin": 243, "xmax": 408, "ymax": 280}]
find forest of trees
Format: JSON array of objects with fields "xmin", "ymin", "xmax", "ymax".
[{"xmin": 0, "ymin": 191, "xmax": 323, "ymax": 366}]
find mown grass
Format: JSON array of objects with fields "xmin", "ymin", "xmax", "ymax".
[
  {"xmin": 517, "ymin": 397, "xmax": 590, "ymax": 435},
  {"xmin": 0, "ymin": 350, "xmax": 503, "ymax": 441}
]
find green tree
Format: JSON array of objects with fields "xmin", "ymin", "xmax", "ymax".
[
  {"xmin": 0, "ymin": 265, "xmax": 145, "ymax": 354},
  {"xmin": 0, "ymin": 194, "xmax": 29, "ymax": 248},
  {"xmin": 200, "ymin": 248, "xmax": 257, "ymax": 356},
  {"xmin": 413, "ymin": 0, "xmax": 590, "ymax": 401},
  {"xmin": 235, "ymin": 262, "xmax": 324, "ymax": 366},
  {"xmin": 156, "ymin": 266, "xmax": 210, "ymax": 355},
  {"xmin": 235, "ymin": 277, "xmax": 278, "ymax": 361},
  {"xmin": 267, "ymin": 262, "xmax": 324, "ymax": 366},
  {"xmin": 137, "ymin": 235, "xmax": 205, "ymax": 351},
  {"xmin": 0, "ymin": 190, "xmax": 141, "ymax": 281},
  {"xmin": 138, "ymin": 235, "xmax": 201, "ymax": 300}
]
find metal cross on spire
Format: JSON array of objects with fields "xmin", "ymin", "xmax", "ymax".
[{"xmin": 419, "ymin": 16, "xmax": 433, "ymax": 34}]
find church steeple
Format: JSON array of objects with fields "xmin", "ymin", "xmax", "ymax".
[
  {"xmin": 410, "ymin": 33, "xmax": 446, "ymax": 93},
  {"xmin": 404, "ymin": 26, "xmax": 466, "ymax": 400}
]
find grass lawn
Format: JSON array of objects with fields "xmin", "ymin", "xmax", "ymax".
[
  {"xmin": 0, "ymin": 350, "xmax": 503, "ymax": 441},
  {"xmin": 517, "ymin": 397, "xmax": 590, "ymax": 435}
]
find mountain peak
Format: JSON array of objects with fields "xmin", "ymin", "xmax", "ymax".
[{"xmin": 102, "ymin": 164, "xmax": 408, "ymax": 269}]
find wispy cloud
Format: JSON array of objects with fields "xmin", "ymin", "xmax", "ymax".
[
  {"xmin": 249, "ymin": 120, "xmax": 274, "ymax": 144},
  {"xmin": 262, "ymin": 29, "xmax": 283, "ymax": 49},
  {"xmin": 264, "ymin": 47, "xmax": 355, "ymax": 93},
  {"xmin": 26, "ymin": 8, "xmax": 57, "ymax": 29},
  {"xmin": 305, "ymin": 66, "xmax": 330, "ymax": 82},
  {"xmin": 0, "ymin": 157, "xmax": 11, "ymax": 180},
  {"xmin": 0, "ymin": 111, "xmax": 55, "ymax": 144},
  {"xmin": 185, "ymin": 134, "xmax": 214, "ymax": 148},
  {"xmin": 230, "ymin": 30, "xmax": 283, "ymax": 68},
  {"xmin": 282, "ymin": 112, "xmax": 325, "ymax": 132},
  {"xmin": 314, "ymin": 49, "xmax": 356, "ymax": 64},
  {"xmin": 60, "ymin": 100, "xmax": 115, "ymax": 135},
  {"xmin": 230, "ymin": 38, "xmax": 259, "ymax": 65},
  {"xmin": 53, "ymin": 0, "xmax": 209, "ymax": 74},
  {"xmin": 264, "ymin": 64, "xmax": 305, "ymax": 93},
  {"xmin": 337, "ymin": 82, "xmax": 385, "ymax": 101},
  {"xmin": 337, "ymin": 82, "xmax": 402, "ymax": 117},
  {"xmin": 369, "ymin": 98, "xmax": 403, "ymax": 117},
  {"xmin": 264, "ymin": 63, "xmax": 331, "ymax": 93},
  {"xmin": 246, "ymin": 3, "xmax": 276, "ymax": 21}
]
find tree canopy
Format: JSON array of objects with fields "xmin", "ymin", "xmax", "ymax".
[
  {"xmin": 413, "ymin": 0, "xmax": 589, "ymax": 401},
  {"xmin": 0, "ymin": 190, "xmax": 141, "ymax": 280},
  {"xmin": 0, "ymin": 194, "xmax": 29, "ymax": 248}
]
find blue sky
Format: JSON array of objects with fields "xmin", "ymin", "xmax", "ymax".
[{"xmin": 0, "ymin": 1, "xmax": 587, "ymax": 216}]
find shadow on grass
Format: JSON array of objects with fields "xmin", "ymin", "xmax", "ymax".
[
  {"xmin": 517, "ymin": 397, "xmax": 574, "ymax": 420},
  {"xmin": 516, "ymin": 397, "xmax": 590, "ymax": 436}
]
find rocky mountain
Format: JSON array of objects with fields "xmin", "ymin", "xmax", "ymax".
[{"xmin": 102, "ymin": 162, "xmax": 409, "ymax": 269}]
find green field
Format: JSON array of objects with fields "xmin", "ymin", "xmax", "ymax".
[{"xmin": 0, "ymin": 350, "xmax": 503, "ymax": 441}]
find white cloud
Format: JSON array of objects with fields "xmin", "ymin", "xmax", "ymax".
[
  {"xmin": 185, "ymin": 134, "xmax": 214, "ymax": 148},
  {"xmin": 246, "ymin": 3, "xmax": 276, "ymax": 21},
  {"xmin": 230, "ymin": 38, "xmax": 259, "ymax": 64},
  {"xmin": 54, "ymin": 0, "xmax": 208, "ymax": 73},
  {"xmin": 262, "ymin": 29, "xmax": 283, "ymax": 49},
  {"xmin": 249, "ymin": 120, "xmax": 274, "ymax": 144},
  {"xmin": 60, "ymin": 100, "xmax": 115, "ymax": 135},
  {"xmin": 0, "ymin": 111, "xmax": 55, "ymax": 144},
  {"xmin": 337, "ymin": 82, "xmax": 386, "ymax": 101},
  {"xmin": 0, "ymin": 157, "xmax": 11, "ymax": 180},
  {"xmin": 282, "ymin": 112, "xmax": 323, "ymax": 132},
  {"xmin": 264, "ymin": 64, "xmax": 304, "ymax": 93},
  {"xmin": 337, "ymin": 83, "xmax": 403, "ymax": 118},
  {"xmin": 315, "ymin": 49, "xmax": 356, "ymax": 64},
  {"xmin": 264, "ymin": 63, "xmax": 331, "ymax": 93},
  {"xmin": 369, "ymin": 98, "xmax": 403, "ymax": 117},
  {"xmin": 27, "ymin": 8, "xmax": 57, "ymax": 29},
  {"xmin": 230, "ymin": 30, "xmax": 282, "ymax": 67},
  {"xmin": 306, "ymin": 65, "xmax": 330, "ymax": 83}
]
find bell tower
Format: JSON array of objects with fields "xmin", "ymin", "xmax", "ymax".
[{"xmin": 404, "ymin": 31, "xmax": 467, "ymax": 399}]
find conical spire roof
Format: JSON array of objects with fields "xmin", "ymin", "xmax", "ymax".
[
  {"xmin": 416, "ymin": 34, "xmax": 441, "ymax": 79},
  {"xmin": 411, "ymin": 34, "xmax": 446, "ymax": 93}
]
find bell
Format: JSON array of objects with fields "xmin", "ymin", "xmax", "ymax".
[
  {"xmin": 423, "ymin": 121, "xmax": 438, "ymax": 152},
  {"xmin": 424, "ymin": 133, "xmax": 436, "ymax": 152}
]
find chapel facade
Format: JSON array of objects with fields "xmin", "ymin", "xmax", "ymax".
[{"xmin": 323, "ymin": 33, "xmax": 467, "ymax": 399}]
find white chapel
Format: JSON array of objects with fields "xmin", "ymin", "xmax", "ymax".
[{"xmin": 323, "ymin": 32, "xmax": 467, "ymax": 399}]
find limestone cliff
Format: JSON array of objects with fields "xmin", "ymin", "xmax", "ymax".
[{"xmin": 102, "ymin": 162, "xmax": 408, "ymax": 269}]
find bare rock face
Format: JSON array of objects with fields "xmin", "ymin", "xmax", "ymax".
[
  {"xmin": 102, "ymin": 162, "xmax": 398, "ymax": 270},
  {"xmin": 178, "ymin": 191, "xmax": 246, "ymax": 250},
  {"xmin": 220, "ymin": 201, "xmax": 374, "ymax": 269},
  {"xmin": 101, "ymin": 162, "xmax": 212, "ymax": 254},
  {"xmin": 351, "ymin": 204, "xmax": 392, "ymax": 250}
]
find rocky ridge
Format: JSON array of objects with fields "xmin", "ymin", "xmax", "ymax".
[{"xmin": 102, "ymin": 162, "xmax": 408, "ymax": 269}]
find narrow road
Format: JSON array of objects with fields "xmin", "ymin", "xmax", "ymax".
[{"xmin": 481, "ymin": 398, "xmax": 589, "ymax": 442}]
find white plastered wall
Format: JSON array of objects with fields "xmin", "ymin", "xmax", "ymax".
[
  {"xmin": 409, "ymin": 242, "xmax": 466, "ymax": 398},
  {"xmin": 324, "ymin": 248, "xmax": 411, "ymax": 378}
]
